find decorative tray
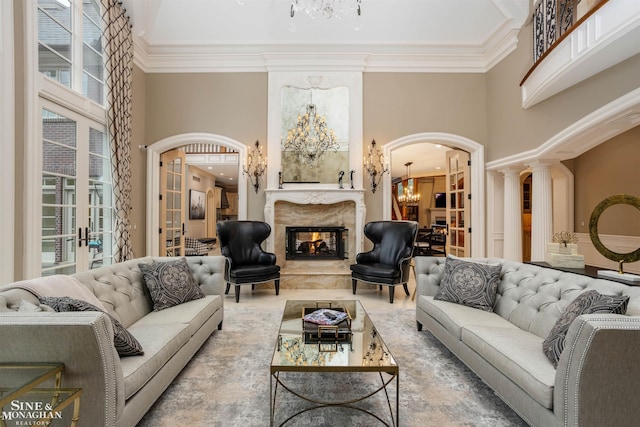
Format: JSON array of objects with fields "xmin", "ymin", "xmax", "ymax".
[{"xmin": 302, "ymin": 305, "xmax": 352, "ymax": 345}]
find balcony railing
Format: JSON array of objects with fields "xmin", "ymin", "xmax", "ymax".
[{"xmin": 520, "ymin": 0, "xmax": 640, "ymax": 108}]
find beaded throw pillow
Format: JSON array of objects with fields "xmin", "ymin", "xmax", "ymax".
[
  {"xmin": 139, "ymin": 257, "xmax": 205, "ymax": 311},
  {"xmin": 542, "ymin": 290, "xmax": 629, "ymax": 367},
  {"xmin": 434, "ymin": 256, "xmax": 502, "ymax": 312}
]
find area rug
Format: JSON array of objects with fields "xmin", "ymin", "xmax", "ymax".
[{"xmin": 138, "ymin": 304, "xmax": 527, "ymax": 426}]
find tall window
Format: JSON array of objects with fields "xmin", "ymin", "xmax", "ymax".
[
  {"xmin": 38, "ymin": 0, "xmax": 104, "ymax": 104},
  {"xmin": 34, "ymin": 0, "xmax": 112, "ymax": 276}
]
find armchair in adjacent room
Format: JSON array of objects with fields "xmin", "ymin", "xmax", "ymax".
[
  {"xmin": 216, "ymin": 220, "xmax": 280, "ymax": 302},
  {"xmin": 350, "ymin": 220, "xmax": 418, "ymax": 303}
]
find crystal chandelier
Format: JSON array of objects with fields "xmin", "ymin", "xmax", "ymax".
[
  {"xmin": 284, "ymin": 103, "xmax": 339, "ymax": 167},
  {"xmin": 290, "ymin": 0, "xmax": 362, "ymax": 20},
  {"xmin": 397, "ymin": 162, "xmax": 420, "ymax": 206}
]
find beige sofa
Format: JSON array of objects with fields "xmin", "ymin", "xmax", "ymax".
[
  {"xmin": 0, "ymin": 256, "xmax": 225, "ymax": 426},
  {"xmin": 414, "ymin": 256, "xmax": 640, "ymax": 427}
]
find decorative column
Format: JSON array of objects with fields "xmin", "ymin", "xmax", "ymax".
[
  {"xmin": 530, "ymin": 161, "xmax": 553, "ymax": 261},
  {"xmin": 501, "ymin": 167, "xmax": 523, "ymax": 262}
]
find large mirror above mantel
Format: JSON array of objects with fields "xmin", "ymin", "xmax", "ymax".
[
  {"xmin": 267, "ymin": 72, "xmax": 363, "ymax": 190},
  {"xmin": 281, "ymin": 85, "xmax": 349, "ymax": 183}
]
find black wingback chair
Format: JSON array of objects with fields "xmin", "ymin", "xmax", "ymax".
[
  {"xmin": 217, "ymin": 220, "xmax": 280, "ymax": 303},
  {"xmin": 350, "ymin": 220, "xmax": 418, "ymax": 303}
]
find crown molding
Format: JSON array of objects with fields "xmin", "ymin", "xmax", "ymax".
[{"xmin": 132, "ymin": 35, "xmax": 523, "ymax": 73}]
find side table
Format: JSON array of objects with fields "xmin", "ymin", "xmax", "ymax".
[{"xmin": 0, "ymin": 363, "xmax": 82, "ymax": 427}]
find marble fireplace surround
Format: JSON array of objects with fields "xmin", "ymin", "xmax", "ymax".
[{"xmin": 264, "ymin": 189, "xmax": 366, "ymax": 270}]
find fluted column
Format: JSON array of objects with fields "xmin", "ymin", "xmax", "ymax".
[
  {"xmin": 501, "ymin": 167, "xmax": 523, "ymax": 262},
  {"xmin": 530, "ymin": 161, "xmax": 554, "ymax": 261}
]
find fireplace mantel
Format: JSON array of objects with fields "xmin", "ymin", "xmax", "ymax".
[{"xmin": 264, "ymin": 188, "xmax": 366, "ymax": 255}]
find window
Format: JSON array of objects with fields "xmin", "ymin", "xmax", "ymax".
[
  {"xmin": 38, "ymin": 0, "xmax": 104, "ymax": 104},
  {"xmin": 30, "ymin": 0, "xmax": 112, "ymax": 277}
]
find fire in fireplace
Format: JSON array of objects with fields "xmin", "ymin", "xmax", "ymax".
[{"xmin": 285, "ymin": 226, "xmax": 348, "ymax": 260}]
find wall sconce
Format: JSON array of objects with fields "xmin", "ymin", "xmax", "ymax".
[
  {"xmin": 243, "ymin": 140, "xmax": 267, "ymax": 193},
  {"xmin": 363, "ymin": 139, "xmax": 388, "ymax": 193}
]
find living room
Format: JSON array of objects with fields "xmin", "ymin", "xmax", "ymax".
[{"xmin": 1, "ymin": 0, "xmax": 640, "ymax": 426}]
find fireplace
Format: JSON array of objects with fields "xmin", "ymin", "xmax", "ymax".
[{"xmin": 286, "ymin": 227, "xmax": 348, "ymax": 260}]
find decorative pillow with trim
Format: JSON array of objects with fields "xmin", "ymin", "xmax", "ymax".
[
  {"xmin": 39, "ymin": 296, "xmax": 144, "ymax": 357},
  {"xmin": 139, "ymin": 257, "xmax": 205, "ymax": 311},
  {"xmin": 434, "ymin": 256, "xmax": 502, "ymax": 312},
  {"xmin": 542, "ymin": 290, "xmax": 629, "ymax": 367}
]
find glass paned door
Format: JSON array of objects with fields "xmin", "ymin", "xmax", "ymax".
[
  {"xmin": 160, "ymin": 150, "xmax": 185, "ymax": 256},
  {"xmin": 446, "ymin": 149, "xmax": 471, "ymax": 257},
  {"xmin": 41, "ymin": 109, "xmax": 77, "ymax": 275},
  {"xmin": 87, "ymin": 127, "xmax": 113, "ymax": 269},
  {"xmin": 41, "ymin": 104, "xmax": 112, "ymax": 276}
]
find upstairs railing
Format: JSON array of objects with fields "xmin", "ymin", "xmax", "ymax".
[{"xmin": 523, "ymin": 0, "xmax": 609, "ymax": 85}]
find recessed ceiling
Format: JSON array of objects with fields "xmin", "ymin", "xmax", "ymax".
[{"xmin": 122, "ymin": 0, "xmax": 530, "ymax": 72}]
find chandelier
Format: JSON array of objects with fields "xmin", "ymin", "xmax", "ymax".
[
  {"xmin": 397, "ymin": 162, "xmax": 420, "ymax": 206},
  {"xmin": 284, "ymin": 103, "xmax": 339, "ymax": 167},
  {"xmin": 363, "ymin": 139, "xmax": 388, "ymax": 193},
  {"xmin": 290, "ymin": 0, "xmax": 362, "ymax": 20}
]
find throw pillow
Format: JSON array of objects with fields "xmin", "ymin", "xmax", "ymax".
[
  {"xmin": 39, "ymin": 296, "xmax": 144, "ymax": 357},
  {"xmin": 434, "ymin": 256, "xmax": 502, "ymax": 312},
  {"xmin": 139, "ymin": 257, "xmax": 205, "ymax": 311},
  {"xmin": 542, "ymin": 290, "xmax": 629, "ymax": 367}
]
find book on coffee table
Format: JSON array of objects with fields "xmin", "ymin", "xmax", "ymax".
[
  {"xmin": 302, "ymin": 307, "xmax": 352, "ymax": 344},
  {"xmin": 303, "ymin": 308, "xmax": 348, "ymax": 325}
]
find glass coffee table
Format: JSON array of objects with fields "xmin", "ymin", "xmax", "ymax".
[{"xmin": 270, "ymin": 300, "xmax": 399, "ymax": 426}]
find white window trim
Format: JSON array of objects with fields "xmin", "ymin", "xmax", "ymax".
[
  {"xmin": 23, "ymin": 0, "xmax": 108, "ymax": 278},
  {"xmin": 0, "ymin": 0, "xmax": 15, "ymax": 284}
]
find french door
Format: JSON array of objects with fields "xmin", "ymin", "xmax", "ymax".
[
  {"xmin": 446, "ymin": 149, "xmax": 471, "ymax": 257},
  {"xmin": 40, "ymin": 100, "xmax": 113, "ymax": 276},
  {"xmin": 160, "ymin": 149, "xmax": 186, "ymax": 256}
]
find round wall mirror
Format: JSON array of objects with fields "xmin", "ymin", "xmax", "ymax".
[{"xmin": 588, "ymin": 194, "xmax": 640, "ymax": 268}]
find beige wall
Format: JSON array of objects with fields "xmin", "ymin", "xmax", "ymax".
[
  {"xmin": 362, "ymin": 73, "xmax": 488, "ymax": 222},
  {"xmin": 143, "ymin": 73, "xmax": 268, "ymax": 144},
  {"xmin": 565, "ymin": 125, "xmax": 640, "ymax": 236},
  {"xmin": 130, "ymin": 65, "xmax": 147, "ymax": 257},
  {"xmin": 487, "ymin": 22, "xmax": 640, "ymax": 162}
]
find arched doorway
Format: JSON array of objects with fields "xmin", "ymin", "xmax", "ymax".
[
  {"xmin": 146, "ymin": 133, "xmax": 247, "ymax": 256},
  {"xmin": 383, "ymin": 133, "xmax": 486, "ymax": 257}
]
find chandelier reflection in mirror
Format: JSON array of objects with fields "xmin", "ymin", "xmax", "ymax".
[
  {"xmin": 284, "ymin": 103, "xmax": 339, "ymax": 167},
  {"xmin": 280, "ymin": 336, "xmax": 336, "ymax": 366},
  {"xmin": 364, "ymin": 139, "xmax": 388, "ymax": 193},
  {"xmin": 243, "ymin": 140, "xmax": 267, "ymax": 193},
  {"xmin": 397, "ymin": 162, "xmax": 420, "ymax": 206},
  {"xmin": 290, "ymin": 0, "xmax": 362, "ymax": 20}
]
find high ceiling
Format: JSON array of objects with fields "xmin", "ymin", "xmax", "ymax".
[
  {"xmin": 123, "ymin": 0, "xmax": 531, "ymax": 72},
  {"xmin": 123, "ymin": 0, "xmax": 530, "ymax": 181}
]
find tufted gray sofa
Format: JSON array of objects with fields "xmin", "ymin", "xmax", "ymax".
[
  {"xmin": 0, "ymin": 256, "xmax": 225, "ymax": 427},
  {"xmin": 414, "ymin": 256, "xmax": 640, "ymax": 427}
]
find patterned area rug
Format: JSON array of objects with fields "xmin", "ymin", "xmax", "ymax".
[{"xmin": 138, "ymin": 304, "xmax": 527, "ymax": 426}]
